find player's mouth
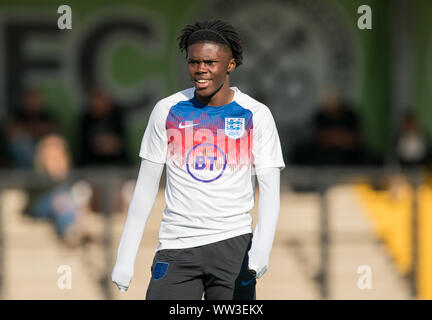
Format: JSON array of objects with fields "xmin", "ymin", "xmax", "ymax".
[{"xmin": 195, "ymin": 79, "xmax": 211, "ymax": 90}]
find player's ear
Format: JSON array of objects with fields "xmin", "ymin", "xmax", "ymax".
[{"xmin": 227, "ymin": 58, "xmax": 236, "ymax": 74}]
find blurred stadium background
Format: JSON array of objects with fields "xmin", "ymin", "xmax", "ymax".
[{"xmin": 0, "ymin": 0, "xmax": 432, "ymax": 299}]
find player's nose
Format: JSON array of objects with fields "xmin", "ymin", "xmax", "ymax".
[{"xmin": 196, "ymin": 62, "xmax": 207, "ymax": 73}]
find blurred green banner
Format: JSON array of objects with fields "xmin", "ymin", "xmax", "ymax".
[{"xmin": 0, "ymin": 0, "xmax": 428, "ymax": 163}]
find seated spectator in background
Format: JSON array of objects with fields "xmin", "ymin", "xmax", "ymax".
[
  {"xmin": 25, "ymin": 134, "xmax": 92, "ymax": 248},
  {"xmin": 4, "ymin": 88, "xmax": 58, "ymax": 168},
  {"xmin": 78, "ymin": 87, "xmax": 130, "ymax": 213},
  {"xmin": 292, "ymin": 87, "xmax": 365, "ymax": 166},
  {"xmin": 78, "ymin": 88, "xmax": 129, "ymax": 167},
  {"xmin": 395, "ymin": 110, "xmax": 431, "ymax": 167}
]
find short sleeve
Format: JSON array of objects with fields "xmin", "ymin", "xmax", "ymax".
[
  {"xmin": 139, "ymin": 102, "xmax": 169, "ymax": 164},
  {"xmin": 252, "ymin": 105, "xmax": 285, "ymax": 172}
]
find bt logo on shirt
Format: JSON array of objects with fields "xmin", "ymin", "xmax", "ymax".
[{"xmin": 186, "ymin": 143, "xmax": 227, "ymax": 183}]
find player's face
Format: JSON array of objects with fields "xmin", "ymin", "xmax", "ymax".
[{"xmin": 187, "ymin": 42, "xmax": 236, "ymax": 101}]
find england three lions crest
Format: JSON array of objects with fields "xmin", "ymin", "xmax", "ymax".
[{"xmin": 224, "ymin": 117, "xmax": 245, "ymax": 139}]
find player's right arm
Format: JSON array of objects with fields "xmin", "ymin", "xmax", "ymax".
[
  {"xmin": 111, "ymin": 158, "xmax": 164, "ymax": 291},
  {"xmin": 111, "ymin": 100, "xmax": 170, "ymax": 292}
]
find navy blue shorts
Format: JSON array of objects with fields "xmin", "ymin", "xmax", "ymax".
[{"xmin": 146, "ymin": 233, "xmax": 256, "ymax": 300}]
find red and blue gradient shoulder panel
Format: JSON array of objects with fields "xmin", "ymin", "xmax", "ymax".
[{"xmin": 165, "ymin": 98, "xmax": 253, "ymax": 181}]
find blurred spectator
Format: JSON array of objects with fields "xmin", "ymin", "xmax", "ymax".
[
  {"xmin": 77, "ymin": 87, "xmax": 130, "ymax": 213},
  {"xmin": 395, "ymin": 110, "xmax": 431, "ymax": 167},
  {"xmin": 24, "ymin": 134, "xmax": 93, "ymax": 248},
  {"xmin": 292, "ymin": 87, "xmax": 365, "ymax": 166},
  {"xmin": 4, "ymin": 88, "xmax": 58, "ymax": 168},
  {"xmin": 78, "ymin": 87, "xmax": 129, "ymax": 167}
]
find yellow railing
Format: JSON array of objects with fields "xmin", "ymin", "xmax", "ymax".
[{"xmin": 354, "ymin": 180, "xmax": 432, "ymax": 299}]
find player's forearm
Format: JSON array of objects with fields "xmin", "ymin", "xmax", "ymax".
[
  {"xmin": 248, "ymin": 167, "xmax": 280, "ymax": 278},
  {"xmin": 111, "ymin": 159, "xmax": 164, "ymax": 289}
]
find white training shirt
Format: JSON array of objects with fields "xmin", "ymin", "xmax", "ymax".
[{"xmin": 140, "ymin": 87, "xmax": 285, "ymax": 250}]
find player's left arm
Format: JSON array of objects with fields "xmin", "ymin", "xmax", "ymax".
[
  {"xmin": 248, "ymin": 166, "xmax": 280, "ymax": 279},
  {"xmin": 249, "ymin": 104, "xmax": 284, "ymax": 279}
]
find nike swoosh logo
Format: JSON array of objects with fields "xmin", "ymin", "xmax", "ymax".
[
  {"xmin": 179, "ymin": 122, "xmax": 198, "ymax": 129},
  {"xmin": 241, "ymin": 279, "xmax": 254, "ymax": 287}
]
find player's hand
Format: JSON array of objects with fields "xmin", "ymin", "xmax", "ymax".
[
  {"xmin": 112, "ymin": 279, "xmax": 129, "ymax": 292},
  {"xmin": 248, "ymin": 269, "xmax": 257, "ymax": 279},
  {"xmin": 248, "ymin": 262, "xmax": 268, "ymax": 279},
  {"xmin": 111, "ymin": 267, "xmax": 132, "ymax": 292},
  {"xmin": 116, "ymin": 284, "xmax": 128, "ymax": 292},
  {"xmin": 247, "ymin": 249, "xmax": 269, "ymax": 279}
]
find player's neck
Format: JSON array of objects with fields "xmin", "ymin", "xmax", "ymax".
[{"xmin": 195, "ymin": 81, "xmax": 233, "ymax": 107}]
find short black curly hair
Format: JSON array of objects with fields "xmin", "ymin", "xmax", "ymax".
[{"xmin": 177, "ymin": 19, "xmax": 243, "ymax": 67}]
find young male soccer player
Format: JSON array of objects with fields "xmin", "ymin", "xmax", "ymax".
[{"xmin": 111, "ymin": 19, "xmax": 285, "ymax": 300}]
